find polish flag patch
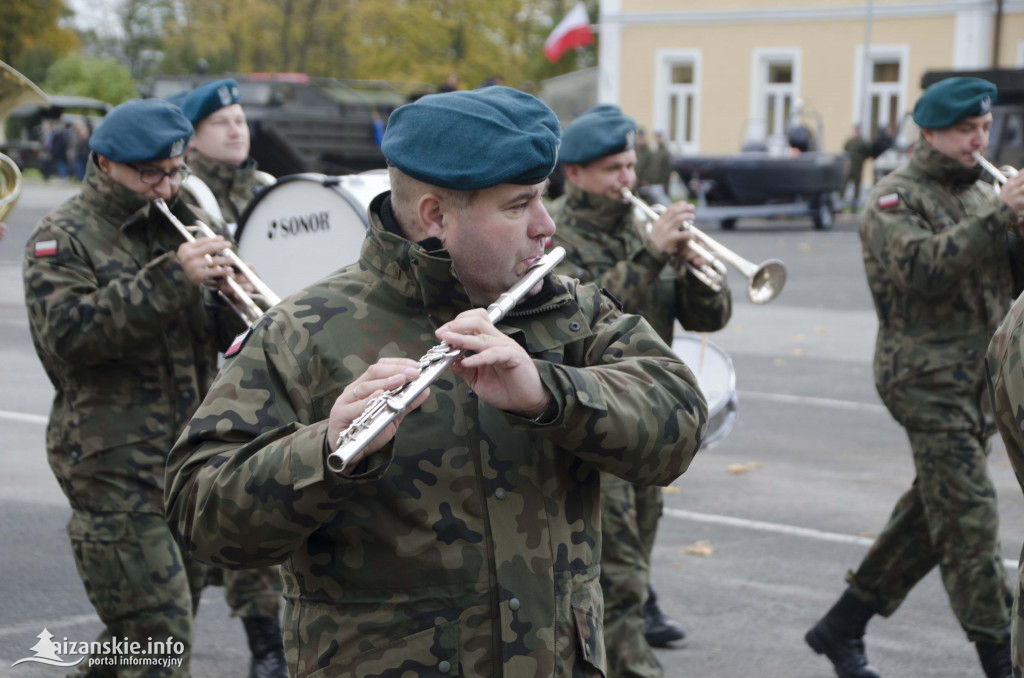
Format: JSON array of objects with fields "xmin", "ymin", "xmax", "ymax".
[
  {"xmin": 225, "ymin": 328, "xmax": 252, "ymax": 358},
  {"xmin": 34, "ymin": 240, "xmax": 58, "ymax": 257},
  {"xmin": 877, "ymin": 193, "xmax": 900, "ymax": 209}
]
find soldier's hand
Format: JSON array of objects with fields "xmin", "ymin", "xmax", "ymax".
[
  {"xmin": 437, "ymin": 309, "xmax": 550, "ymax": 419},
  {"xmin": 177, "ymin": 236, "xmax": 233, "ymax": 287},
  {"xmin": 647, "ymin": 201, "xmax": 697, "ymax": 257},
  {"xmin": 327, "ymin": 358, "xmax": 428, "ymax": 472},
  {"xmin": 999, "ymin": 171, "xmax": 1024, "ymax": 216}
]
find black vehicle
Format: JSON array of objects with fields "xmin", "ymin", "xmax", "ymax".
[{"xmin": 149, "ymin": 73, "xmax": 431, "ymax": 178}]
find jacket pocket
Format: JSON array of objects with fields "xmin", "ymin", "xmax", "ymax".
[{"xmin": 305, "ymin": 618, "xmax": 460, "ymax": 678}]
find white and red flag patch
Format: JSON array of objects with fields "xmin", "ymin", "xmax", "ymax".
[
  {"xmin": 224, "ymin": 328, "xmax": 252, "ymax": 358},
  {"xmin": 877, "ymin": 193, "xmax": 900, "ymax": 209},
  {"xmin": 34, "ymin": 240, "xmax": 58, "ymax": 257}
]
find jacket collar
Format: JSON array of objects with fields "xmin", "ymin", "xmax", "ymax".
[
  {"xmin": 910, "ymin": 138, "xmax": 984, "ymax": 188},
  {"xmin": 560, "ymin": 180, "xmax": 634, "ymax": 234}
]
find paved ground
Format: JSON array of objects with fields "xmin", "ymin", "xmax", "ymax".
[{"xmin": 1, "ymin": 180, "xmax": 1019, "ymax": 677}]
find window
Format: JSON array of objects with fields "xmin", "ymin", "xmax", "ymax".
[
  {"xmin": 852, "ymin": 46, "xmax": 908, "ymax": 141},
  {"xmin": 655, "ymin": 50, "xmax": 701, "ymax": 154},
  {"xmin": 750, "ymin": 49, "xmax": 801, "ymax": 146}
]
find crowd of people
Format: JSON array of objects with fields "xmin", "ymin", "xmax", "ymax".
[{"xmin": 14, "ymin": 70, "xmax": 1024, "ymax": 678}]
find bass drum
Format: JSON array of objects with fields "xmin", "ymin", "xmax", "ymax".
[
  {"xmin": 236, "ymin": 170, "xmax": 390, "ymax": 299},
  {"xmin": 670, "ymin": 334, "xmax": 738, "ymax": 450}
]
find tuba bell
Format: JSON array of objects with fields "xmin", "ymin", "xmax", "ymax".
[
  {"xmin": 0, "ymin": 152, "xmax": 22, "ymax": 222},
  {"xmin": 0, "ymin": 60, "xmax": 48, "ymax": 222}
]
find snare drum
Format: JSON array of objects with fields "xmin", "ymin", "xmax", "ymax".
[
  {"xmin": 670, "ymin": 334, "xmax": 738, "ymax": 450},
  {"xmin": 236, "ymin": 170, "xmax": 390, "ymax": 299}
]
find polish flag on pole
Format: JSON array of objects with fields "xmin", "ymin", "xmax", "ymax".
[{"xmin": 544, "ymin": 2, "xmax": 594, "ymax": 63}]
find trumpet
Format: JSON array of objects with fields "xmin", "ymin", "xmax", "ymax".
[
  {"xmin": 973, "ymin": 152, "xmax": 1020, "ymax": 194},
  {"xmin": 153, "ymin": 199, "xmax": 281, "ymax": 325},
  {"xmin": 621, "ymin": 188, "xmax": 787, "ymax": 304}
]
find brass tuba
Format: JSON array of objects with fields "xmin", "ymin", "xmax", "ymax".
[{"xmin": 0, "ymin": 61, "xmax": 48, "ymax": 222}]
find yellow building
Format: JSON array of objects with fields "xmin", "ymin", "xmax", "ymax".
[{"xmin": 597, "ymin": 0, "xmax": 1024, "ymax": 154}]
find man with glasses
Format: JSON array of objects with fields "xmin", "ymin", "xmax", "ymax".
[{"xmin": 23, "ymin": 98, "xmax": 250, "ymax": 676}]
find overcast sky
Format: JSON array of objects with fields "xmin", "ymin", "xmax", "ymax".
[{"xmin": 63, "ymin": 0, "xmax": 122, "ymax": 37}]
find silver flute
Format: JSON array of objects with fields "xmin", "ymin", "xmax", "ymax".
[{"xmin": 327, "ymin": 246, "xmax": 566, "ymax": 474}]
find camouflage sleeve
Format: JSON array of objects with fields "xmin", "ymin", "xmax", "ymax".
[
  {"xmin": 23, "ymin": 224, "xmax": 205, "ymax": 366},
  {"xmin": 165, "ymin": 316, "xmax": 384, "ymax": 568},
  {"xmin": 861, "ymin": 192, "xmax": 1018, "ymax": 296},
  {"xmin": 673, "ymin": 271, "xmax": 732, "ymax": 332},
  {"xmin": 512, "ymin": 285, "xmax": 706, "ymax": 487},
  {"xmin": 986, "ymin": 300, "xmax": 1024, "ymax": 494}
]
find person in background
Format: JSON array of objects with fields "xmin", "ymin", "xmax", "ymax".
[
  {"xmin": 806, "ymin": 77, "xmax": 1024, "ymax": 678},
  {"xmin": 23, "ymin": 98, "xmax": 251, "ymax": 676},
  {"xmin": 177, "ymin": 77, "xmax": 287, "ymax": 678},
  {"xmin": 548, "ymin": 103, "xmax": 732, "ymax": 677},
  {"xmin": 843, "ymin": 123, "xmax": 870, "ymax": 211},
  {"xmin": 164, "ymin": 86, "xmax": 707, "ymax": 677}
]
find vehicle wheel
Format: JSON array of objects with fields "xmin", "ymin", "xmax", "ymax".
[
  {"xmin": 813, "ymin": 200, "xmax": 834, "ymax": 230},
  {"xmin": 721, "ymin": 219, "xmax": 737, "ymax": 230}
]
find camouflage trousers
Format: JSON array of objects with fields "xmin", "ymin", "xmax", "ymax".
[
  {"xmin": 600, "ymin": 472, "xmax": 664, "ymax": 678},
  {"xmin": 66, "ymin": 510, "xmax": 206, "ymax": 677},
  {"xmin": 846, "ymin": 428, "xmax": 1012, "ymax": 644},
  {"xmin": 204, "ymin": 565, "xmax": 284, "ymax": 619}
]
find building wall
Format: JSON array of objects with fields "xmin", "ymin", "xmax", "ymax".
[{"xmin": 601, "ymin": 0, "xmax": 1023, "ymax": 154}]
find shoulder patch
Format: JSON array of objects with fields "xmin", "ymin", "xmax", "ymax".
[
  {"xmin": 224, "ymin": 327, "xmax": 252, "ymax": 358},
  {"xmin": 877, "ymin": 192, "xmax": 900, "ymax": 209},
  {"xmin": 34, "ymin": 240, "xmax": 58, "ymax": 258}
]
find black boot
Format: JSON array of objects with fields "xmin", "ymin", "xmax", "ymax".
[
  {"xmin": 643, "ymin": 584, "xmax": 685, "ymax": 646},
  {"xmin": 804, "ymin": 589, "xmax": 881, "ymax": 678},
  {"xmin": 976, "ymin": 640, "xmax": 1012, "ymax": 678},
  {"xmin": 242, "ymin": 616, "xmax": 288, "ymax": 678}
]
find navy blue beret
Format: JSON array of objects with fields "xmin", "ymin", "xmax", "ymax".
[
  {"xmin": 90, "ymin": 99, "xmax": 193, "ymax": 163},
  {"xmin": 163, "ymin": 89, "xmax": 190, "ymax": 108},
  {"xmin": 181, "ymin": 78, "xmax": 241, "ymax": 126},
  {"xmin": 381, "ymin": 86, "xmax": 561, "ymax": 190},
  {"xmin": 559, "ymin": 104, "xmax": 636, "ymax": 164},
  {"xmin": 913, "ymin": 77, "xmax": 997, "ymax": 129}
]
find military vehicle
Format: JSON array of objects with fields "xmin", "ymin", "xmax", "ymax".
[{"xmin": 148, "ymin": 73, "xmax": 433, "ymax": 177}]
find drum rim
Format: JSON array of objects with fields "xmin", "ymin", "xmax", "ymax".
[{"xmin": 235, "ymin": 173, "xmax": 371, "ymax": 241}]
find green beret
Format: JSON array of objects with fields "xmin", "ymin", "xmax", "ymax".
[
  {"xmin": 90, "ymin": 99, "xmax": 193, "ymax": 163},
  {"xmin": 913, "ymin": 77, "xmax": 997, "ymax": 129},
  {"xmin": 559, "ymin": 104, "xmax": 636, "ymax": 164},
  {"xmin": 181, "ymin": 78, "xmax": 241, "ymax": 126},
  {"xmin": 163, "ymin": 89, "xmax": 190, "ymax": 108},
  {"xmin": 381, "ymin": 86, "xmax": 560, "ymax": 191}
]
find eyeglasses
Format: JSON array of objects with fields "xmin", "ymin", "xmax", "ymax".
[{"xmin": 125, "ymin": 162, "xmax": 192, "ymax": 185}]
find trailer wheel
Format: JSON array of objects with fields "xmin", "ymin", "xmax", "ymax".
[
  {"xmin": 721, "ymin": 219, "xmax": 737, "ymax": 231},
  {"xmin": 813, "ymin": 198, "xmax": 835, "ymax": 230}
]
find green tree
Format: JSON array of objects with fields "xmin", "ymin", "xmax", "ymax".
[
  {"xmin": 1, "ymin": 0, "xmax": 78, "ymax": 72},
  {"xmin": 43, "ymin": 54, "xmax": 137, "ymax": 105}
]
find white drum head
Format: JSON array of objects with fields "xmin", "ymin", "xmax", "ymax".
[
  {"xmin": 670, "ymin": 333, "xmax": 738, "ymax": 450},
  {"xmin": 236, "ymin": 172, "xmax": 389, "ymax": 299}
]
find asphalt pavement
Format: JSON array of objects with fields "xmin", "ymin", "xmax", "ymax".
[{"xmin": 1, "ymin": 179, "xmax": 1021, "ymax": 677}]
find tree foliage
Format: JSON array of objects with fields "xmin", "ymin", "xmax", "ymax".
[
  {"xmin": 1, "ymin": 0, "xmax": 78, "ymax": 75},
  {"xmin": 43, "ymin": 54, "xmax": 138, "ymax": 105}
]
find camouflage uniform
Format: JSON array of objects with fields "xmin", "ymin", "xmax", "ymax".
[
  {"xmin": 165, "ymin": 192, "xmax": 708, "ymax": 677},
  {"xmin": 986, "ymin": 266, "xmax": 1024, "ymax": 674},
  {"xmin": 851, "ymin": 138, "xmax": 1024, "ymax": 644},
  {"xmin": 186, "ymin": 149, "xmax": 273, "ymax": 227},
  {"xmin": 23, "ymin": 155, "xmax": 245, "ymax": 675},
  {"xmin": 548, "ymin": 182, "xmax": 731, "ymax": 676},
  {"xmin": 183, "ymin": 148, "xmax": 285, "ymax": 621}
]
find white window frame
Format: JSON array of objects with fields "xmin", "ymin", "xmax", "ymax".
[
  {"xmin": 851, "ymin": 44, "xmax": 909, "ymax": 136},
  {"xmin": 748, "ymin": 47, "xmax": 802, "ymax": 146},
  {"xmin": 654, "ymin": 49, "xmax": 702, "ymax": 155},
  {"xmin": 1017, "ymin": 40, "xmax": 1024, "ymax": 67}
]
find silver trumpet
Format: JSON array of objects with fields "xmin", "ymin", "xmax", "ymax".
[
  {"xmin": 153, "ymin": 199, "xmax": 281, "ymax": 325},
  {"xmin": 973, "ymin": 151, "xmax": 1020, "ymax": 194},
  {"xmin": 327, "ymin": 246, "xmax": 566, "ymax": 474},
  {"xmin": 621, "ymin": 187, "xmax": 787, "ymax": 304}
]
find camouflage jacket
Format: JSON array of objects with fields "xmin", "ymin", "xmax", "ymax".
[
  {"xmin": 165, "ymin": 193, "xmax": 706, "ymax": 677},
  {"xmin": 986, "ymin": 296, "xmax": 1024, "ymax": 494},
  {"xmin": 548, "ymin": 181, "xmax": 732, "ymax": 343},
  {"xmin": 861, "ymin": 139, "xmax": 1024, "ymax": 433},
  {"xmin": 22, "ymin": 155, "xmax": 245, "ymax": 514},
  {"xmin": 184, "ymin": 149, "xmax": 270, "ymax": 225}
]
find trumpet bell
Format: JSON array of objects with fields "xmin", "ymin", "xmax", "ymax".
[
  {"xmin": 0, "ymin": 152, "xmax": 23, "ymax": 223},
  {"xmin": 748, "ymin": 258, "xmax": 787, "ymax": 304}
]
